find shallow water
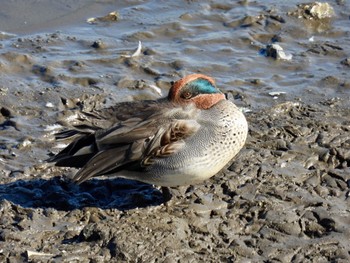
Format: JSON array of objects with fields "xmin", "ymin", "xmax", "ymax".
[
  {"xmin": 0, "ymin": 1, "xmax": 350, "ymax": 262},
  {"xmin": 2, "ymin": 1, "xmax": 349, "ymax": 106}
]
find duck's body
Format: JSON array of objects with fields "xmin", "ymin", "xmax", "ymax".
[{"xmin": 48, "ymin": 74, "xmax": 248, "ymax": 187}]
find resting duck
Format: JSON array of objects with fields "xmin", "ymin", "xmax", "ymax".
[{"xmin": 48, "ymin": 74, "xmax": 248, "ymax": 196}]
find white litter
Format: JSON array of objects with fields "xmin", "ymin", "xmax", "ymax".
[{"xmin": 122, "ymin": 41, "xmax": 142, "ymax": 58}]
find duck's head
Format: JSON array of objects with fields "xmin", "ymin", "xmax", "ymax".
[{"xmin": 168, "ymin": 74, "xmax": 225, "ymax": 110}]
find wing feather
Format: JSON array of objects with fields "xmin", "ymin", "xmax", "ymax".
[
  {"xmin": 51, "ymin": 101, "xmax": 202, "ymax": 183},
  {"xmin": 72, "ymin": 118, "xmax": 200, "ymax": 183},
  {"xmin": 73, "ymin": 146, "xmax": 130, "ymax": 183}
]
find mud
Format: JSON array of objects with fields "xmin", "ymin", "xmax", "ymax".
[{"xmin": 1, "ymin": 1, "xmax": 350, "ymax": 262}]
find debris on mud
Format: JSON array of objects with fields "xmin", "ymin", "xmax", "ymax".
[
  {"xmin": 87, "ymin": 11, "xmax": 120, "ymax": 24},
  {"xmin": 288, "ymin": 2, "xmax": 335, "ymax": 20},
  {"xmin": 260, "ymin": 43, "xmax": 293, "ymax": 60}
]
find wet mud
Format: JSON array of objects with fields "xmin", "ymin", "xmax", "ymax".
[{"xmin": 0, "ymin": 1, "xmax": 350, "ymax": 262}]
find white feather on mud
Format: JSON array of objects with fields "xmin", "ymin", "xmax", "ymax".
[
  {"xmin": 149, "ymin": 84, "xmax": 162, "ymax": 97},
  {"xmin": 122, "ymin": 41, "xmax": 142, "ymax": 58}
]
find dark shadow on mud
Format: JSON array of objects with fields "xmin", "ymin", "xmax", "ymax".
[{"xmin": 0, "ymin": 176, "xmax": 164, "ymax": 211}]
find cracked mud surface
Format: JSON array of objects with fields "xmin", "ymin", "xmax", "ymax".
[{"xmin": 0, "ymin": 1, "xmax": 350, "ymax": 262}]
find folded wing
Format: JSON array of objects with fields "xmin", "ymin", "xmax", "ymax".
[{"xmin": 49, "ymin": 102, "xmax": 201, "ymax": 184}]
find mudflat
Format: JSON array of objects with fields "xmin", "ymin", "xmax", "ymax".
[{"xmin": 0, "ymin": 1, "xmax": 349, "ymax": 262}]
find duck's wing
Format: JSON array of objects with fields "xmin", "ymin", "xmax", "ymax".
[
  {"xmin": 50, "ymin": 103, "xmax": 201, "ymax": 184},
  {"xmin": 54, "ymin": 99, "xmax": 167, "ymax": 140},
  {"xmin": 48, "ymin": 99, "xmax": 164, "ymax": 165},
  {"xmin": 73, "ymin": 117, "xmax": 200, "ymax": 184}
]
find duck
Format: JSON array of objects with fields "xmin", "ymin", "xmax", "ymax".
[{"xmin": 48, "ymin": 74, "xmax": 248, "ymax": 199}]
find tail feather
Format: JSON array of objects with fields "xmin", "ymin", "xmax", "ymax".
[
  {"xmin": 47, "ymin": 133, "xmax": 97, "ymax": 168},
  {"xmin": 72, "ymin": 147, "xmax": 128, "ymax": 184}
]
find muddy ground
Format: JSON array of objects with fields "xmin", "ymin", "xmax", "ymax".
[{"xmin": 0, "ymin": 1, "xmax": 350, "ymax": 262}]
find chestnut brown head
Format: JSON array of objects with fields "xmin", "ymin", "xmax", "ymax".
[{"xmin": 168, "ymin": 74, "xmax": 225, "ymax": 109}]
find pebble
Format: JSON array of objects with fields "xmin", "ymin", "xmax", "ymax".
[
  {"xmin": 91, "ymin": 40, "xmax": 106, "ymax": 49},
  {"xmin": 45, "ymin": 102, "xmax": 54, "ymax": 108},
  {"xmin": 263, "ymin": 44, "xmax": 292, "ymax": 60}
]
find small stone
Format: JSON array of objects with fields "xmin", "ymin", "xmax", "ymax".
[
  {"xmin": 341, "ymin": 58, "xmax": 350, "ymax": 66},
  {"xmin": 262, "ymin": 44, "xmax": 292, "ymax": 60},
  {"xmin": 45, "ymin": 102, "xmax": 54, "ymax": 108},
  {"xmin": 91, "ymin": 40, "xmax": 106, "ymax": 49},
  {"xmin": 0, "ymin": 107, "xmax": 12, "ymax": 117}
]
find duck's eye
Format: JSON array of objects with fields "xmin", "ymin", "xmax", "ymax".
[{"xmin": 181, "ymin": 91, "xmax": 192, "ymax": 99}]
